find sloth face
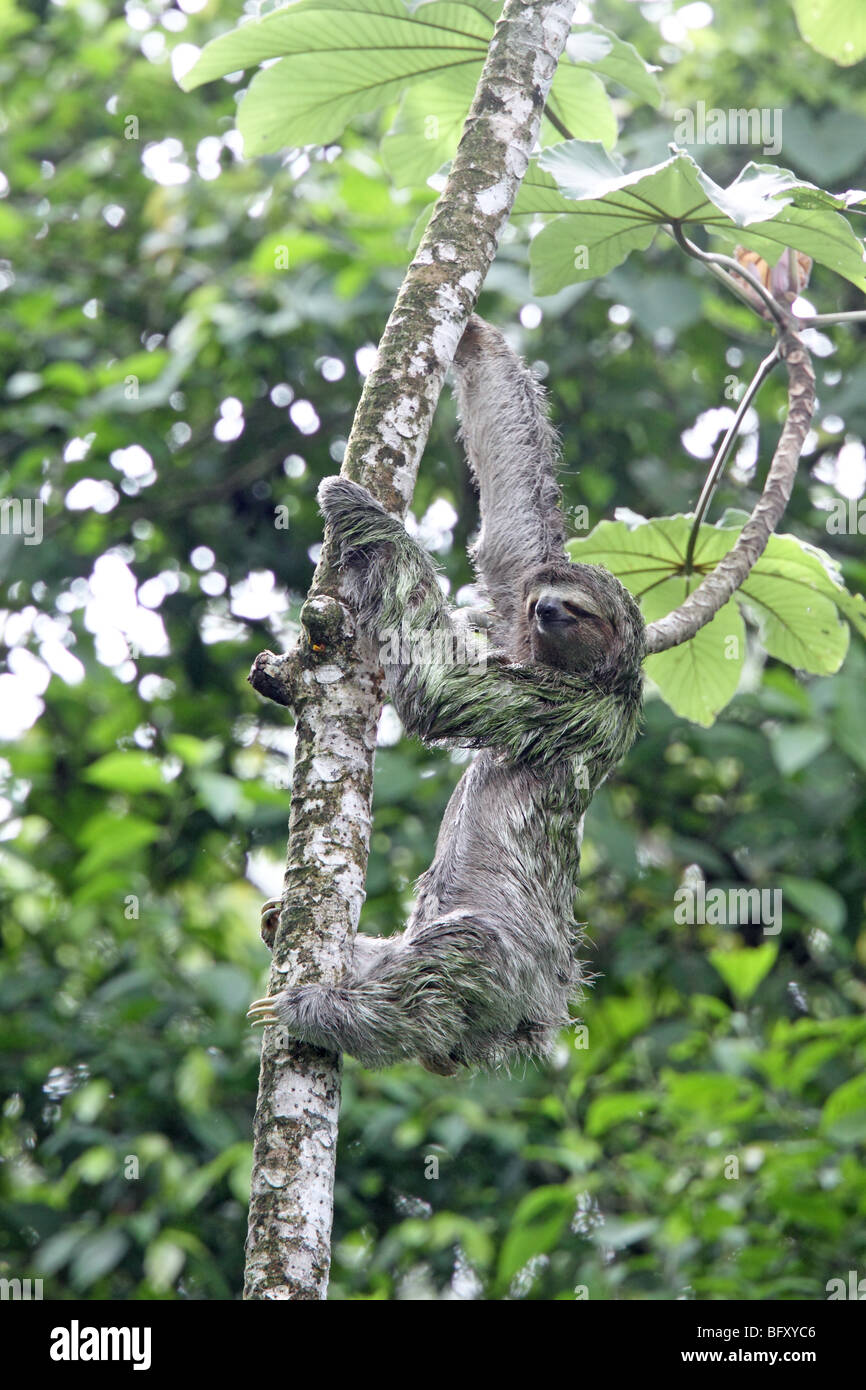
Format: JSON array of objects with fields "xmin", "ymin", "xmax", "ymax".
[{"xmin": 522, "ymin": 563, "xmax": 630, "ymax": 674}]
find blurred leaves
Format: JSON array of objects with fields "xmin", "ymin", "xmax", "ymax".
[
  {"xmin": 0, "ymin": 0, "xmax": 864, "ymax": 1305},
  {"xmin": 708, "ymin": 942, "xmax": 779, "ymax": 1003}
]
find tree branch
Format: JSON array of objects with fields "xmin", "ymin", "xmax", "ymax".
[
  {"xmin": 243, "ymin": 0, "xmax": 577, "ymax": 1302},
  {"xmin": 798, "ymin": 309, "xmax": 866, "ymax": 326},
  {"xmin": 683, "ymin": 344, "xmax": 780, "ymax": 573},
  {"xmin": 644, "ymin": 326, "xmax": 815, "ymax": 654},
  {"xmin": 249, "ymin": 648, "xmax": 302, "ymax": 710}
]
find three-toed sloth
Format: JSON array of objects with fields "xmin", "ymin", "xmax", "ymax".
[{"xmin": 249, "ymin": 316, "xmax": 645, "ymax": 1073}]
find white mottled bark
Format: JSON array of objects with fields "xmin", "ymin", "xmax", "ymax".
[{"xmin": 244, "ymin": 0, "xmax": 577, "ymax": 1301}]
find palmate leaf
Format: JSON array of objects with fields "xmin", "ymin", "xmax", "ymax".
[
  {"xmin": 640, "ymin": 578, "xmax": 745, "ymax": 728},
  {"xmin": 182, "ymin": 0, "xmax": 493, "ymax": 150},
  {"xmin": 525, "ymin": 143, "xmax": 866, "ymax": 295},
  {"xmin": 182, "ymin": 0, "xmax": 657, "ymax": 164},
  {"xmin": 568, "ymin": 514, "xmax": 858, "ymax": 726},
  {"xmin": 544, "ymin": 68, "xmax": 615, "ymax": 149},
  {"xmin": 735, "ymin": 536, "xmax": 855, "ymax": 670}
]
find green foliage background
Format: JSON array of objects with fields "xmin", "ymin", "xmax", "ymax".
[{"xmin": 1, "ymin": 0, "xmax": 865, "ymax": 1300}]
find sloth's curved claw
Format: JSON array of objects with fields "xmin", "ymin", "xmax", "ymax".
[{"xmin": 247, "ymin": 995, "xmax": 280, "ymax": 1026}]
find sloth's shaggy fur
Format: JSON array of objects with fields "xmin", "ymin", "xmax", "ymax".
[{"xmin": 256, "ymin": 317, "xmax": 645, "ymax": 1073}]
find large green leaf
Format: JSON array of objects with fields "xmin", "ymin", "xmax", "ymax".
[
  {"xmin": 184, "ymin": 3, "xmax": 656, "ymax": 162},
  {"xmin": 382, "ymin": 61, "xmax": 617, "ymax": 188},
  {"xmin": 735, "ymin": 535, "xmax": 851, "ymax": 672},
  {"xmin": 527, "ymin": 144, "xmax": 866, "ymax": 294},
  {"xmin": 381, "ymin": 67, "xmax": 478, "ymax": 189},
  {"xmin": 569, "ymin": 515, "xmax": 859, "ymax": 724},
  {"xmin": 642, "ymin": 581, "xmax": 745, "ymax": 728},
  {"xmin": 529, "ymin": 205, "xmax": 657, "ymax": 292},
  {"xmin": 542, "ymin": 66, "xmax": 615, "ymax": 151},
  {"xmin": 182, "ymin": 0, "xmax": 492, "ymax": 150},
  {"xmin": 513, "ymin": 153, "xmax": 578, "ymax": 217}
]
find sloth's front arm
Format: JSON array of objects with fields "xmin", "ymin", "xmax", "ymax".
[{"xmin": 317, "ymin": 476, "xmax": 631, "ymax": 768}]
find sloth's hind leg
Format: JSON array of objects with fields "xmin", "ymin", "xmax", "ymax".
[{"xmin": 248, "ymin": 914, "xmax": 507, "ymax": 1071}]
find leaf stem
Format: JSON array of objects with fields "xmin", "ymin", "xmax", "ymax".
[
  {"xmin": 669, "ymin": 222, "xmax": 790, "ymax": 330},
  {"xmin": 543, "ymin": 103, "xmax": 576, "ymax": 142},
  {"xmin": 798, "ymin": 309, "xmax": 866, "ymax": 326},
  {"xmin": 645, "ymin": 328, "xmax": 815, "ymax": 655},
  {"xmin": 683, "ymin": 345, "xmax": 781, "ymax": 573}
]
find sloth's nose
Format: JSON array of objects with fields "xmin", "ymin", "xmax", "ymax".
[{"xmin": 536, "ymin": 597, "xmax": 565, "ymax": 626}]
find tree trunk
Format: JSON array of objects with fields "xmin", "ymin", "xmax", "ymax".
[{"xmin": 243, "ymin": 0, "xmax": 577, "ymax": 1302}]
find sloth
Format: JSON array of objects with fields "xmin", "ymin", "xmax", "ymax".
[{"xmin": 248, "ymin": 316, "xmax": 645, "ymax": 1073}]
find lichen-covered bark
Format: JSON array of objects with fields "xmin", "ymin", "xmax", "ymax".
[
  {"xmin": 644, "ymin": 328, "xmax": 815, "ymax": 654},
  {"xmin": 244, "ymin": 0, "xmax": 577, "ymax": 1301}
]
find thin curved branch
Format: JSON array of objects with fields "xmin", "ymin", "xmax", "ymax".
[
  {"xmin": 244, "ymin": 0, "xmax": 577, "ymax": 1302},
  {"xmin": 668, "ymin": 224, "xmax": 865, "ymax": 331},
  {"xmin": 645, "ymin": 327, "xmax": 815, "ymax": 654},
  {"xmin": 670, "ymin": 222, "xmax": 789, "ymax": 329},
  {"xmin": 798, "ymin": 309, "xmax": 866, "ymax": 326},
  {"xmin": 683, "ymin": 344, "xmax": 781, "ymax": 573}
]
